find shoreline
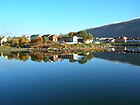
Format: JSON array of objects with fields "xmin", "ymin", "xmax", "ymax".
[
  {"xmin": 0, "ymin": 44, "xmax": 139, "ymax": 54},
  {"xmin": 0, "ymin": 45, "xmax": 107, "ymax": 53}
]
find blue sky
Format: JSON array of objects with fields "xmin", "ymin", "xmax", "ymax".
[{"xmin": 0, "ymin": 0, "xmax": 140, "ymax": 36}]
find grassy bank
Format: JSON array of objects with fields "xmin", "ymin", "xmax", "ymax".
[{"xmin": 0, "ymin": 44, "xmax": 109, "ymax": 53}]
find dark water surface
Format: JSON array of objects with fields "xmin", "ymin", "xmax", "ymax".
[{"xmin": 0, "ymin": 52, "xmax": 140, "ymax": 105}]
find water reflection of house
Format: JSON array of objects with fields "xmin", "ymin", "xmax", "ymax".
[
  {"xmin": 113, "ymin": 47, "xmax": 126, "ymax": 53},
  {"xmin": 109, "ymin": 46, "xmax": 140, "ymax": 53},
  {"xmin": 49, "ymin": 55, "xmax": 58, "ymax": 62},
  {"xmin": 110, "ymin": 48, "xmax": 115, "ymax": 52},
  {"xmin": 0, "ymin": 53, "xmax": 8, "ymax": 58},
  {"xmin": 73, "ymin": 54, "xmax": 79, "ymax": 60},
  {"xmin": 59, "ymin": 54, "xmax": 79, "ymax": 60},
  {"xmin": 8, "ymin": 52, "xmax": 20, "ymax": 60},
  {"xmin": 125, "ymin": 47, "xmax": 140, "ymax": 52}
]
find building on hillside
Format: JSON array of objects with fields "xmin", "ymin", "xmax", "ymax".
[
  {"xmin": 77, "ymin": 37, "xmax": 84, "ymax": 43},
  {"xmin": 0, "ymin": 37, "xmax": 7, "ymax": 46},
  {"xmin": 93, "ymin": 40, "xmax": 101, "ymax": 44},
  {"xmin": 126, "ymin": 38, "xmax": 134, "ymax": 43},
  {"xmin": 42, "ymin": 34, "xmax": 51, "ymax": 41},
  {"xmin": 108, "ymin": 38, "xmax": 115, "ymax": 43},
  {"xmin": 30, "ymin": 34, "xmax": 43, "ymax": 44},
  {"xmin": 49, "ymin": 35, "xmax": 58, "ymax": 42},
  {"xmin": 30, "ymin": 34, "xmax": 40, "ymax": 40},
  {"xmin": 115, "ymin": 36, "xmax": 127, "ymax": 43},
  {"xmin": 98, "ymin": 37, "xmax": 115, "ymax": 43},
  {"xmin": 84, "ymin": 39, "xmax": 93, "ymax": 44},
  {"xmin": 42, "ymin": 34, "xmax": 58, "ymax": 42},
  {"xmin": 126, "ymin": 37, "xmax": 140, "ymax": 43}
]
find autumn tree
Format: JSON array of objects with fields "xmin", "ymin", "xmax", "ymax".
[
  {"xmin": 31, "ymin": 53, "xmax": 43, "ymax": 62},
  {"xmin": 68, "ymin": 32, "xmax": 76, "ymax": 37},
  {"xmin": 19, "ymin": 36, "xmax": 29, "ymax": 46},
  {"xmin": 58, "ymin": 34, "xmax": 65, "ymax": 42},
  {"xmin": 10, "ymin": 38, "xmax": 19, "ymax": 47},
  {"xmin": 36, "ymin": 36, "xmax": 43, "ymax": 44},
  {"xmin": 19, "ymin": 53, "xmax": 30, "ymax": 62},
  {"xmin": 30, "ymin": 35, "xmax": 43, "ymax": 44}
]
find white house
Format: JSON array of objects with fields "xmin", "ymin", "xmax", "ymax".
[
  {"xmin": 61, "ymin": 35, "xmax": 93, "ymax": 44},
  {"xmin": 108, "ymin": 38, "xmax": 115, "ymax": 43},
  {"xmin": 93, "ymin": 40, "xmax": 101, "ymax": 44},
  {"xmin": 72, "ymin": 54, "xmax": 79, "ymax": 60},
  {"xmin": 0, "ymin": 37, "xmax": 7, "ymax": 46},
  {"xmin": 65, "ymin": 36, "xmax": 78, "ymax": 44}
]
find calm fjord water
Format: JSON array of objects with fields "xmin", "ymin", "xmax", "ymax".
[{"xmin": 0, "ymin": 52, "xmax": 140, "ymax": 105}]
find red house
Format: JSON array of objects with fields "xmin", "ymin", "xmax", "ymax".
[{"xmin": 49, "ymin": 35, "xmax": 58, "ymax": 42}]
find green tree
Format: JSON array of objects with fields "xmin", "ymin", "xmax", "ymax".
[
  {"xmin": 0, "ymin": 36, "xmax": 2, "ymax": 40},
  {"xmin": 69, "ymin": 59, "xmax": 76, "ymax": 63},
  {"xmin": 86, "ymin": 53, "xmax": 94, "ymax": 60},
  {"xmin": 42, "ymin": 35, "xmax": 47, "ymax": 43},
  {"xmin": 78, "ymin": 57, "xmax": 88, "ymax": 64},
  {"xmin": 76, "ymin": 31, "xmax": 93, "ymax": 40}
]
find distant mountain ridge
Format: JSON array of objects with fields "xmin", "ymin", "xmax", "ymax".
[{"xmin": 86, "ymin": 18, "xmax": 140, "ymax": 37}]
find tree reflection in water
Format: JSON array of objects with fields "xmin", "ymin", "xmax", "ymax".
[{"xmin": 0, "ymin": 52, "xmax": 94, "ymax": 64}]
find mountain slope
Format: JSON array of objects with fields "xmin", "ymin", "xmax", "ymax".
[
  {"xmin": 86, "ymin": 18, "xmax": 140, "ymax": 37},
  {"xmin": 93, "ymin": 52, "xmax": 140, "ymax": 66}
]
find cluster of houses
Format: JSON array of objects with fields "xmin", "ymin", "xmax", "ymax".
[
  {"xmin": 1, "ymin": 34, "xmax": 140, "ymax": 46},
  {"xmin": 94, "ymin": 36, "xmax": 140, "ymax": 44},
  {"xmin": 30, "ymin": 34, "xmax": 93, "ymax": 44},
  {"xmin": 30, "ymin": 34, "xmax": 58, "ymax": 42},
  {"xmin": 0, "ymin": 34, "xmax": 94, "ymax": 46}
]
